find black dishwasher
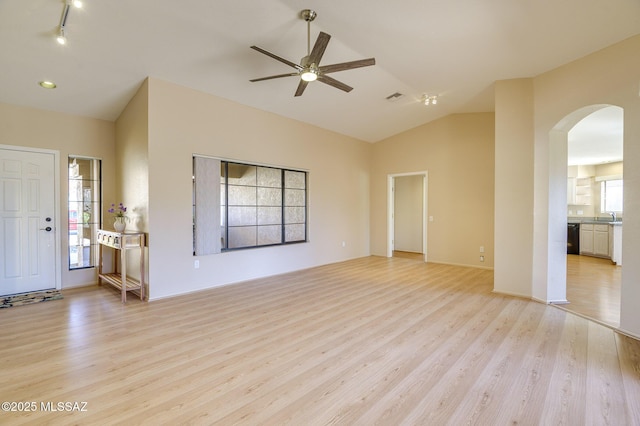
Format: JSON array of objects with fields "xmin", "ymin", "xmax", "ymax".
[{"xmin": 567, "ymin": 223, "xmax": 580, "ymax": 254}]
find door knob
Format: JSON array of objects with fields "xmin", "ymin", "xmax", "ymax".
[{"xmin": 40, "ymin": 227, "xmax": 52, "ymax": 232}]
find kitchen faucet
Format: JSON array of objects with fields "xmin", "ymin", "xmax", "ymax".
[{"xmin": 609, "ymin": 212, "xmax": 617, "ymax": 222}]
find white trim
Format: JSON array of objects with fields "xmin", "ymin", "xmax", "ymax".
[
  {"xmin": 387, "ymin": 171, "xmax": 428, "ymax": 263},
  {"xmin": 193, "ymin": 153, "xmax": 309, "ymax": 173},
  {"xmin": 595, "ymin": 174, "xmax": 622, "ymax": 182},
  {"xmin": 428, "ymin": 260, "xmax": 494, "ymax": 271}
]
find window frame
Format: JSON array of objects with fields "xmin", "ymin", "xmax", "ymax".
[
  {"xmin": 68, "ymin": 156, "xmax": 102, "ymax": 270},
  {"xmin": 600, "ymin": 178, "xmax": 623, "ymax": 214},
  {"xmin": 193, "ymin": 156, "xmax": 308, "ymax": 255}
]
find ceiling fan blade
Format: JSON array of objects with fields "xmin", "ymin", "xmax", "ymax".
[
  {"xmin": 308, "ymin": 32, "xmax": 331, "ymax": 65},
  {"xmin": 317, "ymin": 75, "xmax": 353, "ymax": 93},
  {"xmin": 294, "ymin": 80, "xmax": 309, "ymax": 97},
  {"xmin": 250, "ymin": 73, "xmax": 299, "ymax": 82},
  {"xmin": 319, "ymin": 58, "xmax": 376, "ymax": 74},
  {"xmin": 250, "ymin": 46, "xmax": 302, "ymax": 71}
]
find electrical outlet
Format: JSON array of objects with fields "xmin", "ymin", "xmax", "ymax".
[
  {"xmin": 480, "ymin": 256, "xmax": 485, "ymax": 262},
  {"xmin": 194, "ymin": 260, "xmax": 200, "ymax": 269},
  {"xmin": 479, "ymin": 246, "xmax": 485, "ymax": 253}
]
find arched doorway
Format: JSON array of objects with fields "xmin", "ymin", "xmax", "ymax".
[{"xmin": 547, "ymin": 104, "xmax": 623, "ymax": 326}]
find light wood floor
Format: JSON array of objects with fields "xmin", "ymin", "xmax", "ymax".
[
  {"xmin": 564, "ymin": 254, "xmax": 621, "ymax": 328},
  {"xmin": 393, "ymin": 250, "xmax": 424, "ymax": 261},
  {"xmin": 2, "ymin": 256, "xmax": 639, "ymax": 425}
]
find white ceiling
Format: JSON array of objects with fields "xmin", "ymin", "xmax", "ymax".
[
  {"xmin": 1, "ymin": 0, "xmax": 639, "ymax": 143},
  {"xmin": 568, "ymin": 106, "xmax": 624, "ymax": 166}
]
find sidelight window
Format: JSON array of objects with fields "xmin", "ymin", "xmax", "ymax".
[{"xmin": 68, "ymin": 157, "xmax": 101, "ymax": 269}]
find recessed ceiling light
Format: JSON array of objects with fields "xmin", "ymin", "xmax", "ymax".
[{"xmin": 39, "ymin": 81, "xmax": 57, "ymax": 89}]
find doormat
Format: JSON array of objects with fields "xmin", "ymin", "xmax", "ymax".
[{"xmin": 1, "ymin": 290, "xmax": 63, "ymax": 308}]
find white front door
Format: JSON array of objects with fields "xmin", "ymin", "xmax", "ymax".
[{"xmin": 1, "ymin": 148, "xmax": 57, "ymax": 295}]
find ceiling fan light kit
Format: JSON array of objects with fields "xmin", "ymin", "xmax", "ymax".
[
  {"xmin": 300, "ymin": 69, "xmax": 318, "ymax": 82},
  {"xmin": 249, "ymin": 9, "xmax": 376, "ymax": 97}
]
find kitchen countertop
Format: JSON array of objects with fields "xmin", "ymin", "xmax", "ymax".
[{"xmin": 568, "ymin": 219, "xmax": 622, "ymax": 226}]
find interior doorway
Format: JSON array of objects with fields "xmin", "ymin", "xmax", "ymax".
[
  {"xmin": 387, "ymin": 172, "xmax": 428, "ymax": 261},
  {"xmin": 563, "ymin": 105, "xmax": 623, "ymax": 327}
]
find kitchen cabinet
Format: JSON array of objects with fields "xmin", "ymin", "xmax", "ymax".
[
  {"xmin": 593, "ymin": 224, "xmax": 610, "ymax": 257},
  {"xmin": 610, "ymin": 224, "xmax": 623, "ymax": 265},
  {"xmin": 579, "ymin": 223, "xmax": 610, "ymax": 259},
  {"xmin": 567, "ymin": 177, "xmax": 592, "ymax": 205},
  {"xmin": 580, "ymin": 224, "xmax": 594, "ymax": 254}
]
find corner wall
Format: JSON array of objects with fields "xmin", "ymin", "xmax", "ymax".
[
  {"xmin": 145, "ymin": 78, "xmax": 371, "ymax": 300},
  {"xmin": 115, "ymin": 79, "xmax": 149, "ymax": 284},
  {"xmin": 493, "ymin": 79, "xmax": 535, "ymax": 298},
  {"xmin": 0, "ymin": 102, "xmax": 116, "ymax": 288},
  {"xmin": 370, "ymin": 113, "xmax": 495, "ymax": 269}
]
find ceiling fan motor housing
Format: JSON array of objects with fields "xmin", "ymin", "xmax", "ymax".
[{"xmin": 301, "ymin": 9, "xmax": 317, "ymax": 22}]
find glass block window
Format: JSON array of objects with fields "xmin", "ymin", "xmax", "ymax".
[
  {"xmin": 193, "ymin": 157, "xmax": 307, "ymax": 254},
  {"xmin": 68, "ymin": 157, "xmax": 101, "ymax": 269}
]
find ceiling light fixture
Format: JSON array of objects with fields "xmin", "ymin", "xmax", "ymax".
[
  {"xmin": 39, "ymin": 81, "xmax": 57, "ymax": 89},
  {"xmin": 56, "ymin": 0, "xmax": 82, "ymax": 45},
  {"xmin": 422, "ymin": 94, "xmax": 438, "ymax": 106},
  {"xmin": 56, "ymin": 28, "xmax": 67, "ymax": 45},
  {"xmin": 300, "ymin": 68, "xmax": 318, "ymax": 82}
]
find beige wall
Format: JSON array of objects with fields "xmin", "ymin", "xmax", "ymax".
[
  {"xmin": 0, "ymin": 102, "xmax": 115, "ymax": 288},
  {"xmin": 371, "ymin": 113, "xmax": 495, "ymax": 269},
  {"xmin": 115, "ymin": 79, "xmax": 149, "ymax": 234},
  {"xmin": 567, "ymin": 162, "xmax": 624, "ymax": 220},
  {"xmin": 114, "ymin": 79, "xmax": 149, "ymax": 284},
  {"xmin": 494, "ymin": 79, "xmax": 535, "ymax": 297},
  {"xmin": 143, "ymin": 78, "xmax": 371, "ymax": 299}
]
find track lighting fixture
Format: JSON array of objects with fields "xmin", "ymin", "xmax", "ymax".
[
  {"xmin": 55, "ymin": 0, "xmax": 83, "ymax": 45},
  {"xmin": 422, "ymin": 94, "xmax": 438, "ymax": 106},
  {"xmin": 56, "ymin": 28, "xmax": 67, "ymax": 45}
]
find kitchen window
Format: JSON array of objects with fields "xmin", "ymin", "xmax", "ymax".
[{"xmin": 600, "ymin": 179, "xmax": 623, "ymax": 213}]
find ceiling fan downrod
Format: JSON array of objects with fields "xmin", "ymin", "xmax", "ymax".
[{"xmin": 301, "ymin": 9, "xmax": 317, "ymax": 57}]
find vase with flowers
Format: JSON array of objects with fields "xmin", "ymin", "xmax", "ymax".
[{"xmin": 109, "ymin": 202, "xmax": 128, "ymax": 232}]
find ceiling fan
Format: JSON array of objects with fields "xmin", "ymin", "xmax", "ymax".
[{"xmin": 249, "ymin": 9, "xmax": 375, "ymax": 97}]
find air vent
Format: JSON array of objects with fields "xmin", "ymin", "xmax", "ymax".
[{"xmin": 385, "ymin": 92, "xmax": 404, "ymax": 102}]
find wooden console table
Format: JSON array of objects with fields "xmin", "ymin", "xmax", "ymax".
[{"xmin": 97, "ymin": 229, "xmax": 146, "ymax": 303}]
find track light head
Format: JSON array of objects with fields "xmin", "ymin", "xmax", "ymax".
[
  {"xmin": 56, "ymin": 28, "xmax": 67, "ymax": 45},
  {"xmin": 422, "ymin": 94, "xmax": 438, "ymax": 106}
]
